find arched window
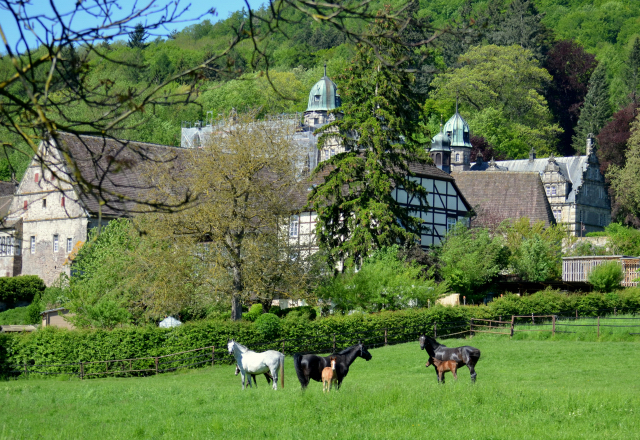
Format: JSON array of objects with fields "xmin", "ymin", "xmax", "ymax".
[
  {"xmin": 435, "ymin": 153, "xmax": 442, "ymax": 166},
  {"xmin": 455, "ymin": 153, "xmax": 460, "ymax": 162}
]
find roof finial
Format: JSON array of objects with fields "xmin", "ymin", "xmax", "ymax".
[
  {"xmin": 455, "ymin": 93, "xmax": 459, "ymax": 114},
  {"xmin": 440, "ymin": 114, "xmax": 444, "ymax": 131},
  {"xmin": 324, "ymin": 63, "xmax": 327, "ymax": 77}
]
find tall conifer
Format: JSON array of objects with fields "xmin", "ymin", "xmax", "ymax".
[
  {"xmin": 572, "ymin": 63, "xmax": 611, "ymax": 153},
  {"xmin": 307, "ymin": 11, "xmax": 430, "ymax": 271},
  {"xmin": 623, "ymin": 37, "xmax": 640, "ymax": 105}
]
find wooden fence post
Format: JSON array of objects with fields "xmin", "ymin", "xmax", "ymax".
[
  {"xmin": 154, "ymin": 357, "xmax": 159, "ymax": 375},
  {"xmin": 552, "ymin": 315, "xmax": 556, "ymax": 336},
  {"xmin": 384, "ymin": 328, "xmax": 388, "ymax": 346},
  {"xmin": 575, "ymin": 309, "xmax": 578, "ymax": 319},
  {"xmin": 531, "ymin": 313, "xmax": 534, "ymax": 324},
  {"xmin": 614, "ymin": 307, "xmax": 617, "ymax": 316},
  {"xmin": 332, "ymin": 334, "xmax": 336, "ymax": 353},
  {"xmin": 212, "ymin": 346, "xmax": 215, "ymax": 367},
  {"xmin": 510, "ymin": 316, "xmax": 515, "ymax": 338},
  {"xmin": 597, "ymin": 316, "xmax": 600, "ymax": 338}
]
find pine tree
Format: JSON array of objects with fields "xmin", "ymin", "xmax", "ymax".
[
  {"xmin": 127, "ymin": 23, "xmax": 148, "ymax": 49},
  {"xmin": 623, "ymin": 37, "xmax": 640, "ymax": 105},
  {"xmin": 572, "ymin": 63, "xmax": 611, "ymax": 153},
  {"xmin": 307, "ymin": 11, "xmax": 430, "ymax": 271}
]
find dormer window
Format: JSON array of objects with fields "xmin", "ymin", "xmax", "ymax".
[
  {"xmin": 545, "ymin": 186, "xmax": 550, "ymax": 196},
  {"xmin": 551, "ymin": 186, "xmax": 557, "ymax": 196},
  {"xmin": 314, "ymin": 95, "xmax": 321, "ymax": 102}
]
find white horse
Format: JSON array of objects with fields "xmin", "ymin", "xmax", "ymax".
[{"xmin": 227, "ymin": 340, "xmax": 284, "ymax": 390}]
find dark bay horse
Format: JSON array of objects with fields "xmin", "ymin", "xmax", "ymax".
[
  {"xmin": 419, "ymin": 335, "xmax": 480, "ymax": 383},
  {"xmin": 293, "ymin": 342, "xmax": 372, "ymax": 390}
]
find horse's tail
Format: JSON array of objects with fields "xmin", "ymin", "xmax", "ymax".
[
  {"xmin": 280, "ymin": 352, "xmax": 285, "ymax": 389},
  {"xmin": 293, "ymin": 353, "xmax": 306, "ymax": 387}
]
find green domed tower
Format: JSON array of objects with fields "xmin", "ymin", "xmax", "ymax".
[
  {"xmin": 444, "ymin": 106, "xmax": 472, "ymax": 171},
  {"xmin": 303, "ymin": 64, "xmax": 342, "ymax": 128},
  {"xmin": 429, "ymin": 125, "xmax": 451, "ymax": 174}
]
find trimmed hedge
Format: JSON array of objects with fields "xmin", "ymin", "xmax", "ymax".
[
  {"xmin": 0, "ymin": 276, "xmax": 46, "ymax": 305},
  {"xmin": 2, "ymin": 289, "xmax": 640, "ymax": 376}
]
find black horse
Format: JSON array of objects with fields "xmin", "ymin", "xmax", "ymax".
[
  {"xmin": 419, "ymin": 335, "xmax": 481, "ymax": 383},
  {"xmin": 293, "ymin": 342, "xmax": 372, "ymax": 390}
]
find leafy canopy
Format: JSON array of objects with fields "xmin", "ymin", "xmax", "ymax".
[
  {"xmin": 430, "ymin": 44, "xmax": 562, "ymax": 159},
  {"xmin": 308, "ymin": 11, "xmax": 430, "ymax": 270},
  {"xmin": 317, "ymin": 246, "xmax": 448, "ymax": 313}
]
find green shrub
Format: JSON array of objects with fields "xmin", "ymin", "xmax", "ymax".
[
  {"xmin": 0, "ymin": 306, "xmax": 30, "ymax": 325},
  {"xmin": 254, "ymin": 313, "xmax": 281, "ymax": 339},
  {"xmin": 588, "ymin": 262, "xmax": 624, "ymax": 292},
  {"xmin": 273, "ymin": 305, "xmax": 317, "ymax": 320},
  {"xmin": 0, "ymin": 276, "xmax": 46, "ymax": 305},
  {"xmin": 242, "ymin": 304, "xmax": 263, "ymax": 322}
]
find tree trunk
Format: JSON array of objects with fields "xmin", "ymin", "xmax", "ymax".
[{"xmin": 231, "ymin": 265, "xmax": 243, "ymax": 321}]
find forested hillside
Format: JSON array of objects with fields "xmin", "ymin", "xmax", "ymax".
[{"xmin": 2, "ymin": 0, "xmax": 640, "ymax": 199}]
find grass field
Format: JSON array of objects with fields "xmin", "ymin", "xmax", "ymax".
[{"xmin": 1, "ymin": 337, "xmax": 639, "ymax": 440}]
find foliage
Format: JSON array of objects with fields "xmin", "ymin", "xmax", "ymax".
[
  {"xmin": 141, "ymin": 113, "xmax": 314, "ymax": 320},
  {"xmin": 438, "ymin": 224, "xmax": 509, "ymax": 296},
  {"xmin": 316, "ymin": 246, "xmax": 448, "ymax": 313},
  {"xmin": 431, "ymin": 44, "xmax": 561, "ymax": 159},
  {"xmin": 621, "ymin": 36, "xmax": 640, "ymax": 104},
  {"xmin": 588, "ymin": 262, "xmax": 624, "ymax": 292},
  {"xmin": 543, "ymin": 40, "xmax": 597, "ymax": 155},
  {"xmin": 607, "ymin": 114, "xmax": 640, "ymax": 227},
  {"xmin": 242, "ymin": 304, "xmax": 263, "ymax": 322},
  {"xmin": 0, "ymin": 306, "xmax": 30, "ymax": 325},
  {"xmin": 308, "ymin": 11, "xmax": 430, "ymax": 270},
  {"xmin": 600, "ymin": 223, "xmax": 640, "ymax": 256},
  {"xmin": 253, "ymin": 313, "xmax": 282, "ymax": 340},
  {"xmin": 572, "ymin": 63, "xmax": 611, "ymax": 153},
  {"xmin": 565, "ymin": 240, "xmax": 609, "ymax": 257},
  {"xmin": 0, "ymin": 276, "xmax": 46, "ymax": 305},
  {"xmin": 500, "ymin": 217, "xmax": 567, "ymax": 282},
  {"xmin": 127, "ymin": 23, "xmax": 149, "ymax": 49}
]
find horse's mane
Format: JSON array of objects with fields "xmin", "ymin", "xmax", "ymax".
[
  {"xmin": 337, "ymin": 344, "xmax": 360, "ymax": 355},
  {"xmin": 234, "ymin": 342, "xmax": 251, "ymax": 353}
]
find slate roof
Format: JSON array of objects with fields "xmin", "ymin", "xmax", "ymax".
[
  {"xmin": 54, "ymin": 133, "xmax": 190, "ymax": 217},
  {"xmin": 469, "ymin": 155, "xmax": 590, "ymax": 203},
  {"xmin": 452, "ymin": 171, "xmax": 556, "ymax": 228}
]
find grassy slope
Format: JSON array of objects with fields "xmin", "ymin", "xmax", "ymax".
[{"xmin": 1, "ymin": 337, "xmax": 639, "ymax": 439}]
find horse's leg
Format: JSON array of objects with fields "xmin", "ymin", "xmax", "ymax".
[
  {"xmin": 270, "ymin": 365, "xmax": 278, "ymax": 391},
  {"xmin": 467, "ymin": 361, "xmax": 478, "ymax": 383},
  {"xmin": 241, "ymin": 371, "xmax": 246, "ymax": 390},
  {"xmin": 252, "ymin": 374, "xmax": 257, "ymax": 387},
  {"xmin": 452, "ymin": 368, "xmax": 458, "ymax": 380}
]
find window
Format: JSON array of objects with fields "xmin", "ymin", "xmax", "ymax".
[
  {"xmin": 553, "ymin": 209, "xmax": 562, "ymax": 222},
  {"xmin": 314, "ymin": 95, "xmax": 321, "ymax": 102},
  {"xmin": 42, "ymin": 199, "xmax": 47, "ymax": 209},
  {"xmin": 23, "ymin": 200, "xmax": 28, "ymax": 210},
  {"xmin": 435, "ymin": 153, "xmax": 442, "ymax": 166},
  {"xmin": 9, "ymin": 237, "xmax": 13, "ymax": 256},
  {"xmin": 34, "ymin": 173, "xmax": 39, "ymax": 183},
  {"xmin": 447, "ymin": 217, "xmax": 457, "ymax": 232},
  {"xmin": 53, "ymin": 235, "xmax": 59, "ymax": 252},
  {"xmin": 455, "ymin": 153, "xmax": 460, "ymax": 162},
  {"xmin": 551, "ymin": 186, "xmax": 557, "ymax": 196},
  {"xmin": 330, "ymin": 149, "xmax": 335, "ymax": 157},
  {"xmin": 289, "ymin": 216, "xmax": 299, "ymax": 238},
  {"xmin": 67, "ymin": 238, "xmax": 73, "ymax": 253},
  {"xmin": 545, "ymin": 186, "xmax": 550, "ymax": 196},
  {"xmin": 1, "ymin": 237, "xmax": 5, "ymax": 255},
  {"xmin": 30, "ymin": 236, "xmax": 36, "ymax": 254},
  {"xmin": 313, "ymin": 118, "xmax": 319, "ymax": 125},
  {"xmin": 61, "ymin": 196, "xmax": 65, "ymax": 207},
  {"xmin": 15, "ymin": 239, "xmax": 20, "ymax": 256}
]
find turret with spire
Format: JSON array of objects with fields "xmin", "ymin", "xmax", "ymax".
[
  {"xmin": 443, "ymin": 97, "xmax": 472, "ymax": 171},
  {"xmin": 429, "ymin": 118, "xmax": 452, "ymax": 174},
  {"xmin": 303, "ymin": 63, "xmax": 342, "ymax": 128}
]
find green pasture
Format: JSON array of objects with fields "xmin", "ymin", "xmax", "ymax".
[
  {"xmin": 1, "ymin": 337, "xmax": 639, "ymax": 440},
  {"xmin": 505, "ymin": 315, "xmax": 640, "ymax": 342}
]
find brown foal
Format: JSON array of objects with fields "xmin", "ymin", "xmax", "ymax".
[
  {"xmin": 322, "ymin": 356, "xmax": 338, "ymax": 393},
  {"xmin": 426, "ymin": 357, "xmax": 458, "ymax": 382}
]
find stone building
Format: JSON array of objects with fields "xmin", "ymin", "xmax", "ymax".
[{"xmin": 466, "ymin": 138, "xmax": 610, "ymax": 235}]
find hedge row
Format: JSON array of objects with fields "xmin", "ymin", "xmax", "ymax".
[
  {"xmin": 0, "ymin": 276, "xmax": 46, "ymax": 305},
  {"xmin": 2, "ymin": 289, "xmax": 640, "ymax": 376}
]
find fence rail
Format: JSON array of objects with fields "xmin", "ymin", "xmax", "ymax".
[{"xmin": 6, "ymin": 308, "xmax": 640, "ymax": 379}]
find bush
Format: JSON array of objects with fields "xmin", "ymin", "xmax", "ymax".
[
  {"xmin": 0, "ymin": 276, "xmax": 46, "ymax": 305},
  {"xmin": 588, "ymin": 262, "xmax": 624, "ymax": 292},
  {"xmin": 272, "ymin": 305, "xmax": 317, "ymax": 320},
  {"xmin": 254, "ymin": 313, "xmax": 281, "ymax": 339},
  {"xmin": 0, "ymin": 306, "xmax": 30, "ymax": 325},
  {"xmin": 242, "ymin": 304, "xmax": 263, "ymax": 322}
]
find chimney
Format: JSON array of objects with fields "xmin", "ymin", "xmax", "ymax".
[{"xmin": 586, "ymin": 133, "xmax": 595, "ymax": 156}]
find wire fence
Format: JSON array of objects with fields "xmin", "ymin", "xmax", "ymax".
[{"xmin": 8, "ymin": 308, "xmax": 637, "ymax": 379}]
